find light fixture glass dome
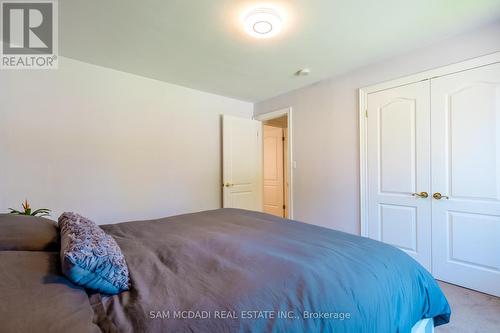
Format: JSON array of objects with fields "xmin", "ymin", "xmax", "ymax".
[{"xmin": 243, "ymin": 7, "xmax": 282, "ymax": 39}]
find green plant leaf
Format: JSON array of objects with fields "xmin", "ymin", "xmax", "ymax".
[
  {"xmin": 30, "ymin": 208, "xmax": 51, "ymax": 217},
  {"xmin": 8, "ymin": 208, "xmax": 22, "ymax": 215}
]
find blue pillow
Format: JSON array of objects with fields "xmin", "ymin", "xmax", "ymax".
[{"xmin": 58, "ymin": 212, "xmax": 129, "ymax": 294}]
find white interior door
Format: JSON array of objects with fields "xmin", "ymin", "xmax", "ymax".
[
  {"xmin": 263, "ymin": 125, "xmax": 284, "ymax": 217},
  {"xmin": 431, "ymin": 63, "xmax": 500, "ymax": 296},
  {"xmin": 367, "ymin": 81, "xmax": 432, "ymax": 270},
  {"xmin": 222, "ymin": 115, "xmax": 262, "ymax": 211}
]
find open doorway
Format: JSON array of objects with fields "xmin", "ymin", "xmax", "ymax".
[
  {"xmin": 255, "ymin": 108, "xmax": 293, "ymax": 219},
  {"xmin": 221, "ymin": 109, "xmax": 292, "ymax": 217}
]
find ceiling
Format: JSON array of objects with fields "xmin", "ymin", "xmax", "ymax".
[{"xmin": 60, "ymin": 0, "xmax": 500, "ymax": 102}]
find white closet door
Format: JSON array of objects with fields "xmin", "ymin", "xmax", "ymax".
[
  {"xmin": 367, "ymin": 81, "xmax": 432, "ymax": 270},
  {"xmin": 431, "ymin": 63, "xmax": 500, "ymax": 296}
]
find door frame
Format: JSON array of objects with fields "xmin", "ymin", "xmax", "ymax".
[
  {"xmin": 359, "ymin": 51, "xmax": 500, "ymax": 237},
  {"xmin": 255, "ymin": 107, "xmax": 294, "ymax": 219}
]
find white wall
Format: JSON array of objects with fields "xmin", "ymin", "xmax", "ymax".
[
  {"xmin": 0, "ymin": 57, "xmax": 253, "ymax": 224},
  {"xmin": 254, "ymin": 21, "xmax": 500, "ymax": 235}
]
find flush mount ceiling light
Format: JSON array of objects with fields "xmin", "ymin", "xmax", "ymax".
[{"xmin": 243, "ymin": 7, "xmax": 283, "ymax": 39}]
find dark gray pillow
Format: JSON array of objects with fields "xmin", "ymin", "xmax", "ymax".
[
  {"xmin": 58, "ymin": 212, "xmax": 129, "ymax": 294},
  {"xmin": 0, "ymin": 214, "xmax": 59, "ymax": 251}
]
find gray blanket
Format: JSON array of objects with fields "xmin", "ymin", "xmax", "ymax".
[
  {"xmin": 0, "ymin": 251, "xmax": 101, "ymax": 333},
  {"xmin": 93, "ymin": 208, "xmax": 450, "ymax": 333}
]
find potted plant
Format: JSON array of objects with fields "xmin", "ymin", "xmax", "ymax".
[{"xmin": 8, "ymin": 199, "xmax": 51, "ymax": 217}]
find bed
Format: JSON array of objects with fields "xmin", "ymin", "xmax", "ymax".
[{"xmin": 0, "ymin": 209, "xmax": 450, "ymax": 332}]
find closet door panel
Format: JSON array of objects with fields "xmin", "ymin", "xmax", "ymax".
[
  {"xmin": 366, "ymin": 81, "xmax": 432, "ymax": 270},
  {"xmin": 431, "ymin": 62, "xmax": 500, "ymax": 296}
]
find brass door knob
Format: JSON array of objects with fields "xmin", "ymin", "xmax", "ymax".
[
  {"xmin": 433, "ymin": 192, "xmax": 449, "ymax": 200},
  {"xmin": 412, "ymin": 192, "xmax": 429, "ymax": 198}
]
